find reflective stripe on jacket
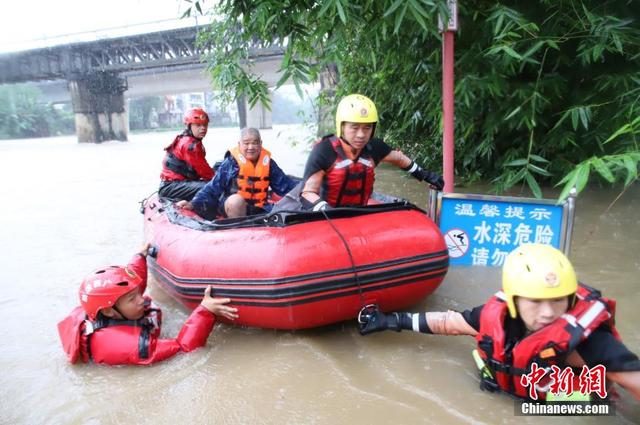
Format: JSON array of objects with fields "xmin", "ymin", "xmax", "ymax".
[{"xmin": 323, "ymin": 136, "xmax": 375, "ymax": 207}]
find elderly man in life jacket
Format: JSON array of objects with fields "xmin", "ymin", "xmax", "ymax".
[
  {"xmin": 359, "ymin": 244, "xmax": 640, "ymax": 402},
  {"xmin": 177, "ymin": 127, "xmax": 298, "ymax": 219},
  {"xmin": 159, "ymin": 108, "xmax": 215, "ymax": 201},
  {"xmin": 298, "ymin": 94, "xmax": 444, "ymax": 211}
]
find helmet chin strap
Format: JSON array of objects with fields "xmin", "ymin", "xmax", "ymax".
[
  {"xmin": 112, "ymin": 304, "xmax": 127, "ymax": 320},
  {"xmin": 339, "ymin": 136, "xmax": 359, "ymax": 156},
  {"xmin": 339, "ymin": 135, "xmax": 352, "ymax": 147}
]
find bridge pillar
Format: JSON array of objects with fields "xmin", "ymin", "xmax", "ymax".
[
  {"xmin": 244, "ymin": 92, "xmax": 272, "ymax": 130},
  {"xmin": 68, "ymin": 72, "xmax": 128, "ymax": 143}
]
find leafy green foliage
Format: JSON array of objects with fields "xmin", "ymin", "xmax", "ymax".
[
  {"xmin": 0, "ymin": 84, "xmax": 75, "ymax": 139},
  {"xmin": 128, "ymin": 96, "xmax": 164, "ymax": 130},
  {"xmin": 188, "ymin": 0, "xmax": 640, "ymax": 198}
]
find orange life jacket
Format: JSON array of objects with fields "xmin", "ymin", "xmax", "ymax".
[{"xmin": 229, "ymin": 146, "xmax": 271, "ymax": 208}]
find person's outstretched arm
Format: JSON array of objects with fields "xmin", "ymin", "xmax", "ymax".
[
  {"xmin": 177, "ymin": 160, "xmax": 233, "ymax": 216},
  {"xmin": 359, "ymin": 307, "xmax": 477, "ymax": 336},
  {"xmin": 125, "ymin": 243, "xmax": 150, "ymax": 292},
  {"xmin": 380, "ymin": 149, "xmax": 444, "ymax": 191},
  {"xmin": 607, "ymin": 371, "xmax": 640, "ymax": 401},
  {"xmin": 137, "ymin": 286, "xmax": 238, "ymax": 365}
]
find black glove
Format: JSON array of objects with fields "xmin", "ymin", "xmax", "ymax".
[
  {"xmin": 414, "ymin": 168, "xmax": 444, "ymax": 191},
  {"xmin": 358, "ymin": 305, "xmax": 405, "ymax": 335},
  {"xmin": 404, "ymin": 161, "xmax": 445, "ymax": 191},
  {"xmin": 147, "ymin": 246, "xmax": 158, "ymax": 258},
  {"xmin": 313, "ymin": 200, "xmax": 332, "ymax": 212},
  {"xmin": 301, "ymin": 197, "xmax": 333, "ymax": 211}
]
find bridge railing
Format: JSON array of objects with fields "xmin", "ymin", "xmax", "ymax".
[{"xmin": 0, "ymin": 24, "xmax": 284, "ymax": 85}]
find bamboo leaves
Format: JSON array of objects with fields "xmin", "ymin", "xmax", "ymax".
[
  {"xmin": 505, "ymin": 154, "xmax": 551, "ymax": 198},
  {"xmin": 557, "ymin": 153, "xmax": 640, "ymax": 201},
  {"xmin": 193, "ymin": 0, "xmax": 639, "ymax": 200}
]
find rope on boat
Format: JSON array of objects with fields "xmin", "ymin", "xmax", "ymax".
[
  {"xmin": 319, "ymin": 209, "xmax": 365, "ymax": 308},
  {"xmin": 139, "ymin": 191, "xmax": 159, "ymax": 214}
]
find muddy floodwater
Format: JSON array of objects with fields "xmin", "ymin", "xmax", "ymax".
[{"xmin": 1, "ymin": 125, "xmax": 638, "ymax": 424}]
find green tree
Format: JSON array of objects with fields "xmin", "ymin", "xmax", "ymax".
[
  {"xmin": 128, "ymin": 96, "xmax": 164, "ymax": 130},
  {"xmin": 189, "ymin": 0, "xmax": 639, "ymax": 198},
  {"xmin": 0, "ymin": 84, "xmax": 75, "ymax": 139},
  {"xmin": 48, "ymin": 103, "xmax": 76, "ymax": 136}
]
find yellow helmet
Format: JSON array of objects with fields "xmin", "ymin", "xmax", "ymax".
[
  {"xmin": 335, "ymin": 94, "xmax": 378, "ymax": 138},
  {"xmin": 502, "ymin": 243, "xmax": 577, "ymax": 318}
]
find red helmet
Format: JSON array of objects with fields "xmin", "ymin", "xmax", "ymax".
[
  {"xmin": 184, "ymin": 108, "xmax": 209, "ymax": 125},
  {"xmin": 78, "ymin": 266, "xmax": 143, "ymax": 320}
]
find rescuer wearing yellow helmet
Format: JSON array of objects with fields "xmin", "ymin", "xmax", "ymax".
[
  {"xmin": 299, "ymin": 94, "xmax": 444, "ymax": 211},
  {"xmin": 359, "ymin": 243, "xmax": 640, "ymax": 402},
  {"xmin": 502, "ymin": 242, "xmax": 579, "ymax": 325}
]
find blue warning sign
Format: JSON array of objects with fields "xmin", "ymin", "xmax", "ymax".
[{"xmin": 435, "ymin": 193, "xmax": 575, "ymax": 267}]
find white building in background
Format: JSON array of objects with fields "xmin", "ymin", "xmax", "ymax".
[
  {"xmin": 151, "ymin": 92, "xmax": 239, "ymax": 128},
  {"xmin": 131, "ymin": 84, "xmax": 316, "ymax": 129}
]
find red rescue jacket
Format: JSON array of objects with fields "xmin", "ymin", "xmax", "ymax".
[
  {"xmin": 160, "ymin": 134, "xmax": 214, "ymax": 182},
  {"xmin": 323, "ymin": 136, "xmax": 375, "ymax": 207},
  {"xmin": 475, "ymin": 283, "xmax": 620, "ymax": 400},
  {"xmin": 57, "ymin": 302, "xmax": 215, "ymax": 366},
  {"xmin": 57, "ymin": 254, "xmax": 216, "ymax": 366}
]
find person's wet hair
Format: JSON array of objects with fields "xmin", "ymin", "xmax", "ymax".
[{"xmin": 240, "ymin": 127, "xmax": 261, "ymax": 141}]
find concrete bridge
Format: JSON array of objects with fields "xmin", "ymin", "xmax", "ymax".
[{"xmin": 0, "ymin": 25, "xmax": 286, "ymax": 142}]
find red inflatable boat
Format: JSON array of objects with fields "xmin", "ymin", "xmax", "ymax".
[{"xmin": 142, "ymin": 193, "xmax": 448, "ymax": 329}]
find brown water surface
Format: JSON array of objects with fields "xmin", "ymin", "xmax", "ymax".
[{"xmin": 0, "ymin": 127, "xmax": 638, "ymax": 424}]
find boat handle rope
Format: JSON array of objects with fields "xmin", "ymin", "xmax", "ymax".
[
  {"xmin": 139, "ymin": 191, "xmax": 159, "ymax": 214},
  {"xmin": 319, "ymin": 209, "xmax": 366, "ymax": 308},
  {"xmin": 357, "ymin": 304, "xmax": 379, "ymax": 324}
]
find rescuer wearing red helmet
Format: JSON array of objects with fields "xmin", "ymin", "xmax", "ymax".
[
  {"xmin": 358, "ymin": 244, "xmax": 640, "ymax": 402},
  {"xmin": 57, "ymin": 243, "xmax": 238, "ymax": 366},
  {"xmin": 299, "ymin": 94, "xmax": 444, "ymax": 211},
  {"xmin": 159, "ymin": 108, "xmax": 215, "ymax": 201}
]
